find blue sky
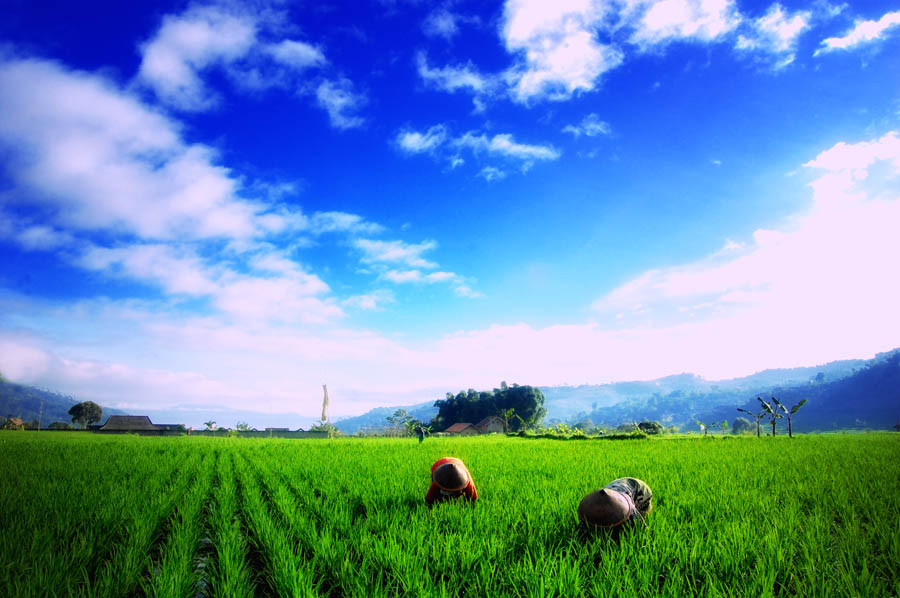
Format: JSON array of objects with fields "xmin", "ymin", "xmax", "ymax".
[{"xmin": 1, "ymin": 0, "xmax": 899, "ymax": 424}]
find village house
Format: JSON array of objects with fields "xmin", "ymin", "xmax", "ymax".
[
  {"xmin": 475, "ymin": 416, "xmax": 506, "ymax": 434},
  {"xmin": 445, "ymin": 423, "xmax": 479, "ymax": 436},
  {"xmin": 95, "ymin": 415, "xmax": 184, "ymax": 436}
]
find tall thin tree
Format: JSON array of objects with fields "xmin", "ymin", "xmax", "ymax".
[
  {"xmin": 737, "ymin": 402, "xmax": 767, "ymax": 437},
  {"xmin": 758, "ymin": 397, "xmax": 782, "ymax": 436},
  {"xmin": 772, "ymin": 397, "xmax": 807, "ymax": 438}
]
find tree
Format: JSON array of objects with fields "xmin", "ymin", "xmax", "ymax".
[
  {"xmin": 500, "ymin": 408, "xmax": 516, "ymax": 433},
  {"xmin": 432, "ymin": 383, "xmax": 545, "ymax": 432},
  {"xmin": 758, "ymin": 397, "xmax": 782, "ymax": 436},
  {"xmin": 386, "ymin": 409, "xmax": 411, "ymax": 430},
  {"xmin": 737, "ymin": 403, "xmax": 767, "ymax": 437},
  {"xmin": 204, "ymin": 421, "xmax": 216, "ymax": 431},
  {"xmin": 309, "ymin": 422, "xmax": 340, "ymax": 438},
  {"xmin": 696, "ymin": 421, "xmax": 708, "ymax": 436},
  {"xmin": 721, "ymin": 420, "xmax": 728, "ymax": 435},
  {"xmin": 235, "ymin": 421, "xmax": 252, "ymax": 432},
  {"xmin": 637, "ymin": 421, "xmax": 663, "ymax": 435},
  {"xmin": 68, "ymin": 401, "xmax": 102, "ymax": 428},
  {"xmin": 772, "ymin": 397, "xmax": 807, "ymax": 438}
]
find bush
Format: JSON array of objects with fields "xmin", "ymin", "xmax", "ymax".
[{"xmin": 638, "ymin": 421, "xmax": 664, "ymax": 435}]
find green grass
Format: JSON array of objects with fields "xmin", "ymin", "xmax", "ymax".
[{"xmin": 1, "ymin": 432, "xmax": 898, "ymax": 597}]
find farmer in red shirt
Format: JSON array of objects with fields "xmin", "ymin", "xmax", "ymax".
[{"xmin": 425, "ymin": 457, "xmax": 478, "ymax": 506}]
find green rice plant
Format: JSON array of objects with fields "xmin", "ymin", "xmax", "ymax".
[
  {"xmin": 233, "ymin": 450, "xmax": 319, "ymax": 597},
  {"xmin": 142, "ymin": 446, "xmax": 217, "ymax": 597},
  {"xmin": 87, "ymin": 451, "xmax": 202, "ymax": 598},
  {"xmin": 207, "ymin": 449, "xmax": 254, "ymax": 598},
  {"xmin": 1, "ymin": 432, "xmax": 898, "ymax": 597}
]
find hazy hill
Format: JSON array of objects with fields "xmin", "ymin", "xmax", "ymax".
[
  {"xmin": 336, "ymin": 352, "xmax": 888, "ymax": 434},
  {"xmin": 583, "ymin": 350, "xmax": 899, "ymax": 432},
  {"xmin": 0, "ymin": 378, "xmax": 124, "ymax": 426},
  {"xmin": 542, "ymin": 358, "xmax": 866, "ymax": 421},
  {"xmin": 335, "ymin": 401, "xmax": 437, "ymax": 435}
]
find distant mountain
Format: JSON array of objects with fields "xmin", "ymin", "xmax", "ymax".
[
  {"xmin": 334, "ymin": 401, "xmax": 437, "ymax": 435},
  {"xmin": 582, "ymin": 350, "xmax": 899, "ymax": 432},
  {"xmin": 542, "ymin": 358, "xmax": 866, "ymax": 421},
  {"xmin": 0, "ymin": 378, "xmax": 124, "ymax": 426},
  {"xmin": 335, "ymin": 352, "xmax": 889, "ymax": 434}
]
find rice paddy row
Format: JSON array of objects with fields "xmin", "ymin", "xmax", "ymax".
[{"xmin": 1, "ymin": 432, "xmax": 898, "ymax": 597}]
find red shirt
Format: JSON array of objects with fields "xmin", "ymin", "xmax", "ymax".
[{"xmin": 425, "ymin": 457, "xmax": 478, "ymax": 506}]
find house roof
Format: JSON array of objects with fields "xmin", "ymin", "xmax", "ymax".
[
  {"xmin": 475, "ymin": 416, "xmax": 504, "ymax": 428},
  {"xmin": 445, "ymin": 423, "xmax": 476, "ymax": 433},
  {"xmin": 100, "ymin": 415, "xmax": 161, "ymax": 430}
]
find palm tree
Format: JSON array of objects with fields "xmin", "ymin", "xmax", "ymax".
[
  {"xmin": 203, "ymin": 420, "xmax": 216, "ymax": 431},
  {"xmin": 696, "ymin": 420, "xmax": 708, "ymax": 436},
  {"xmin": 772, "ymin": 397, "xmax": 807, "ymax": 438},
  {"xmin": 758, "ymin": 397, "xmax": 783, "ymax": 436},
  {"xmin": 737, "ymin": 403, "xmax": 767, "ymax": 437},
  {"xmin": 499, "ymin": 408, "xmax": 516, "ymax": 433}
]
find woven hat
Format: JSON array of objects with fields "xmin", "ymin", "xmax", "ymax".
[
  {"xmin": 433, "ymin": 462, "xmax": 469, "ymax": 491},
  {"xmin": 577, "ymin": 488, "xmax": 633, "ymax": 529}
]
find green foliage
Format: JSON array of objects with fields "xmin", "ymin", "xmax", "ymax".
[
  {"xmin": 637, "ymin": 421, "xmax": 663, "ymax": 435},
  {"xmin": 432, "ymin": 383, "xmax": 546, "ymax": 431},
  {"xmin": 308, "ymin": 422, "xmax": 341, "ymax": 437},
  {"xmin": 3, "ymin": 434, "xmax": 899, "ymax": 596},
  {"xmin": 68, "ymin": 400, "xmax": 102, "ymax": 428}
]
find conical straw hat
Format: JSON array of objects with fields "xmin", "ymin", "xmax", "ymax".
[
  {"xmin": 433, "ymin": 462, "xmax": 469, "ymax": 491},
  {"xmin": 577, "ymin": 488, "xmax": 633, "ymax": 529}
]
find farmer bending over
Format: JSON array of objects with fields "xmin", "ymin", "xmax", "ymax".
[
  {"xmin": 578, "ymin": 477, "xmax": 652, "ymax": 532},
  {"xmin": 425, "ymin": 457, "xmax": 477, "ymax": 506}
]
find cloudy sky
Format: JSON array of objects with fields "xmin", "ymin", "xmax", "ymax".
[{"xmin": 1, "ymin": 0, "xmax": 898, "ymax": 422}]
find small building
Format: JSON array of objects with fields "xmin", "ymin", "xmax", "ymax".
[
  {"xmin": 445, "ymin": 423, "xmax": 479, "ymax": 436},
  {"xmin": 96, "ymin": 415, "xmax": 184, "ymax": 436},
  {"xmin": 475, "ymin": 416, "xmax": 506, "ymax": 434}
]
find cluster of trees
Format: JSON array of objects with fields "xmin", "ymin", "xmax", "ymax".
[
  {"xmin": 431, "ymin": 382, "xmax": 546, "ymax": 432},
  {"xmin": 737, "ymin": 396, "xmax": 807, "ymax": 437}
]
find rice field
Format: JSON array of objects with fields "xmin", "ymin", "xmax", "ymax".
[{"xmin": 1, "ymin": 432, "xmax": 898, "ymax": 597}]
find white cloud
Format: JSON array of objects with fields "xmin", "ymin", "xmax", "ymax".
[
  {"xmin": 354, "ymin": 239, "xmax": 439, "ymax": 269},
  {"xmin": 309, "ymin": 211, "xmax": 384, "ymax": 235},
  {"xmin": 735, "ymin": 4, "xmax": 811, "ymax": 68},
  {"xmin": 265, "ymin": 39, "xmax": 326, "ymax": 69},
  {"xmin": 454, "ymin": 132, "xmax": 561, "ymax": 161},
  {"xmin": 626, "ymin": 0, "xmax": 741, "ymax": 47},
  {"xmin": 454, "ymin": 285, "xmax": 485, "ymax": 298},
  {"xmin": 136, "ymin": 4, "xmax": 258, "ymax": 110},
  {"xmin": 423, "ymin": 8, "xmax": 461, "ymax": 40},
  {"xmin": 394, "ymin": 126, "xmax": 559, "ymax": 176},
  {"xmin": 315, "ymin": 78, "xmax": 366, "ymax": 130},
  {"xmin": 590, "ymin": 130, "xmax": 900, "ymax": 374},
  {"xmin": 136, "ymin": 2, "xmax": 359, "ymax": 129},
  {"xmin": 383, "ymin": 269, "xmax": 424, "ymax": 283},
  {"xmin": 396, "ymin": 125, "xmax": 448, "ymax": 153},
  {"xmin": 78, "ymin": 243, "xmax": 220, "ymax": 296},
  {"xmin": 478, "ymin": 166, "xmax": 507, "ymax": 181},
  {"xmin": 0, "ymin": 57, "xmax": 261, "ymax": 241},
  {"xmin": 562, "ymin": 113, "xmax": 611, "ymax": 137},
  {"xmin": 816, "ymin": 10, "xmax": 900, "ymax": 54},
  {"xmin": 416, "ymin": 52, "xmax": 494, "ymax": 95},
  {"xmin": 342, "ymin": 290, "xmax": 395, "ymax": 311},
  {"xmin": 502, "ymin": 0, "xmax": 623, "ymax": 102},
  {"xmin": 15, "ymin": 225, "xmax": 75, "ymax": 251}
]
